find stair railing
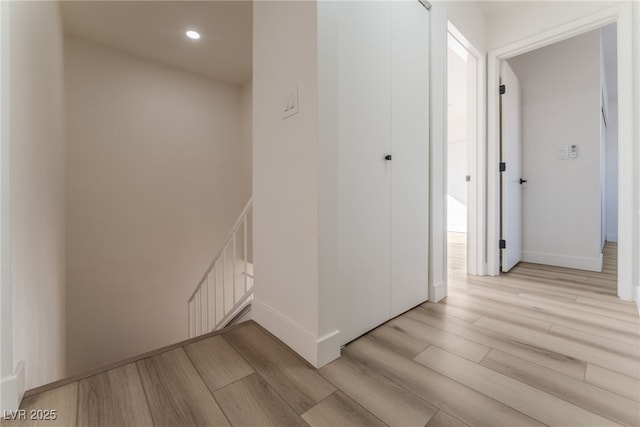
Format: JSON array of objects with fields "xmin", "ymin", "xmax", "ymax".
[{"xmin": 187, "ymin": 198, "xmax": 253, "ymax": 338}]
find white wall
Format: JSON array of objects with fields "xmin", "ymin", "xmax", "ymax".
[
  {"xmin": 65, "ymin": 36, "xmax": 250, "ymax": 375},
  {"xmin": 633, "ymin": 0, "xmax": 640, "ymax": 310},
  {"xmin": 8, "ymin": 1, "xmax": 66, "ymax": 391},
  {"xmin": 606, "ymin": 98, "xmax": 619, "ymax": 242},
  {"xmin": 446, "ymin": 1, "xmax": 487, "ymax": 53},
  {"xmin": 508, "ymin": 30, "xmax": 603, "ymax": 271},
  {"xmin": 600, "ymin": 32, "xmax": 608, "ymax": 251},
  {"xmin": 486, "ymin": 1, "xmax": 624, "ymax": 51},
  {"xmin": 240, "ymin": 79, "xmax": 253, "ymax": 203},
  {"xmin": 240, "ymin": 79, "xmax": 253, "ymax": 261},
  {"xmin": 251, "ymin": 1, "xmax": 322, "ymax": 365},
  {"xmin": 447, "ymin": 139, "xmax": 467, "ymax": 206},
  {"xmin": 0, "ymin": 0, "xmax": 12, "ymax": 408},
  {"xmin": 447, "ymin": 38, "xmax": 469, "ymax": 233}
]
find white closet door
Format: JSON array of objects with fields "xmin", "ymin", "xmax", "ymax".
[
  {"xmin": 337, "ymin": 1, "xmax": 392, "ymax": 343},
  {"xmin": 390, "ymin": 0, "xmax": 430, "ymax": 316}
]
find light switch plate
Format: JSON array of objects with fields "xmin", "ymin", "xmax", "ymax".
[
  {"xmin": 558, "ymin": 149, "xmax": 568, "ymax": 160},
  {"xmin": 282, "ymin": 86, "xmax": 299, "ymax": 119}
]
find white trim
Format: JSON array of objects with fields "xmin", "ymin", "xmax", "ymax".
[
  {"xmin": 418, "ymin": 0, "xmax": 432, "ymax": 12},
  {"xmin": 447, "ymin": 22, "xmax": 486, "ymax": 277},
  {"xmin": 252, "ymin": 298, "xmax": 340, "ymax": 368},
  {"xmin": 606, "ymin": 234, "xmax": 618, "ymax": 242},
  {"xmin": 316, "ymin": 329, "xmax": 342, "ymax": 368},
  {"xmin": 0, "ymin": 0, "xmax": 12, "ymax": 397},
  {"xmin": 522, "ymin": 251, "xmax": 603, "ymax": 273},
  {"xmin": 487, "ymin": 4, "xmax": 634, "ymax": 303},
  {"xmin": 428, "ymin": 3, "xmax": 447, "ymax": 302},
  {"xmin": 432, "ymin": 281, "xmax": 446, "ymax": 302},
  {"xmin": 0, "ymin": 362, "xmax": 24, "ymax": 414}
]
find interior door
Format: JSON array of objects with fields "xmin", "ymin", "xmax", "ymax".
[
  {"xmin": 390, "ymin": 0, "xmax": 430, "ymax": 316},
  {"xmin": 500, "ymin": 61, "xmax": 523, "ymax": 272},
  {"xmin": 337, "ymin": 0, "xmax": 392, "ymax": 343}
]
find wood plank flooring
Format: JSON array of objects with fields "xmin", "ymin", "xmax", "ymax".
[{"xmin": 4, "ymin": 232, "xmax": 639, "ymax": 426}]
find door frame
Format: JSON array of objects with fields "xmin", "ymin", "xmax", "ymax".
[
  {"xmin": 446, "ymin": 22, "xmax": 485, "ymax": 276},
  {"xmin": 0, "ymin": 0, "xmax": 17, "ymax": 410},
  {"xmin": 486, "ymin": 3, "xmax": 635, "ymax": 301}
]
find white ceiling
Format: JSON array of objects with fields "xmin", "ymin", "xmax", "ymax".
[{"xmin": 60, "ymin": 1, "xmax": 252, "ymax": 85}]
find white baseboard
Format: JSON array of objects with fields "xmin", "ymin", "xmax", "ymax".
[
  {"xmin": 522, "ymin": 251, "xmax": 603, "ymax": 272},
  {"xmin": 316, "ymin": 329, "xmax": 342, "ymax": 367},
  {"xmin": 635, "ymin": 285, "xmax": 640, "ymax": 315},
  {"xmin": 1, "ymin": 361, "xmax": 24, "ymax": 414},
  {"xmin": 252, "ymin": 298, "xmax": 340, "ymax": 368},
  {"xmin": 606, "ymin": 234, "xmax": 618, "ymax": 242},
  {"xmin": 431, "ymin": 281, "xmax": 446, "ymax": 302}
]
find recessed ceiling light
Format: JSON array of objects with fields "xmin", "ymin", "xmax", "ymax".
[{"xmin": 185, "ymin": 30, "xmax": 201, "ymax": 40}]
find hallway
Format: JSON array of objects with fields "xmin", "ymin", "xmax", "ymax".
[{"xmin": 7, "ymin": 238, "xmax": 639, "ymax": 426}]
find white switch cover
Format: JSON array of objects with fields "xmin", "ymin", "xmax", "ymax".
[
  {"xmin": 569, "ymin": 144, "xmax": 578, "ymax": 159},
  {"xmin": 558, "ymin": 149, "xmax": 568, "ymax": 160},
  {"xmin": 282, "ymin": 86, "xmax": 299, "ymax": 119}
]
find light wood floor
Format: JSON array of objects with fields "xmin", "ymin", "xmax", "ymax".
[{"xmin": 5, "ymin": 235, "xmax": 639, "ymax": 426}]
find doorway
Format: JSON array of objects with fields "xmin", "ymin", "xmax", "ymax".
[
  {"xmin": 487, "ymin": 5, "xmax": 633, "ymax": 302},
  {"xmin": 446, "ymin": 23, "xmax": 482, "ymax": 277},
  {"xmin": 498, "ymin": 27, "xmax": 618, "ymax": 277}
]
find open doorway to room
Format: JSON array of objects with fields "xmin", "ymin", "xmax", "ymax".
[
  {"xmin": 446, "ymin": 23, "xmax": 482, "ymax": 278},
  {"xmin": 483, "ymin": 1, "xmax": 640, "ymax": 305},
  {"xmin": 496, "ymin": 25, "xmax": 619, "ymax": 295}
]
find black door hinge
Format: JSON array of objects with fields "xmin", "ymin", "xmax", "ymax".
[
  {"xmin": 499, "ymin": 240, "xmax": 506, "ymax": 249},
  {"xmin": 499, "ymin": 162, "xmax": 506, "ymax": 172},
  {"xmin": 499, "ymin": 85, "xmax": 506, "ymax": 95}
]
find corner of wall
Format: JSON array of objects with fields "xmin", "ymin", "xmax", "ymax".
[
  {"xmin": 428, "ymin": 1, "xmax": 448, "ymax": 299},
  {"xmin": 0, "ymin": 361, "xmax": 24, "ymax": 414},
  {"xmin": 9, "ymin": 0, "xmax": 66, "ymax": 390},
  {"xmin": 252, "ymin": 1, "xmax": 324, "ymax": 368},
  {"xmin": 252, "ymin": 298, "xmax": 340, "ymax": 368}
]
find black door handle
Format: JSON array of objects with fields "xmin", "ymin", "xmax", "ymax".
[
  {"xmin": 385, "ymin": 154, "xmax": 392, "ymax": 161},
  {"xmin": 520, "ymin": 178, "xmax": 527, "ymax": 184}
]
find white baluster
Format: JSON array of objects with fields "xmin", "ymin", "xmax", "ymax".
[
  {"xmin": 243, "ymin": 214, "xmax": 248, "ymax": 294},
  {"xmin": 222, "ymin": 248, "xmax": 226, "ymax": 318},
  {"xmin": 232, "ymin": 233, "xmax": 237, "ymax": 305}
]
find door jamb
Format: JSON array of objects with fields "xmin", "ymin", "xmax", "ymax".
[
  {"xmin": 446, "ymin": 22, "xmax": 486, "ymax": 276},
  {"xmin": 486, "ymin": 3, "xmax": 634, "ymax": 302}
]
